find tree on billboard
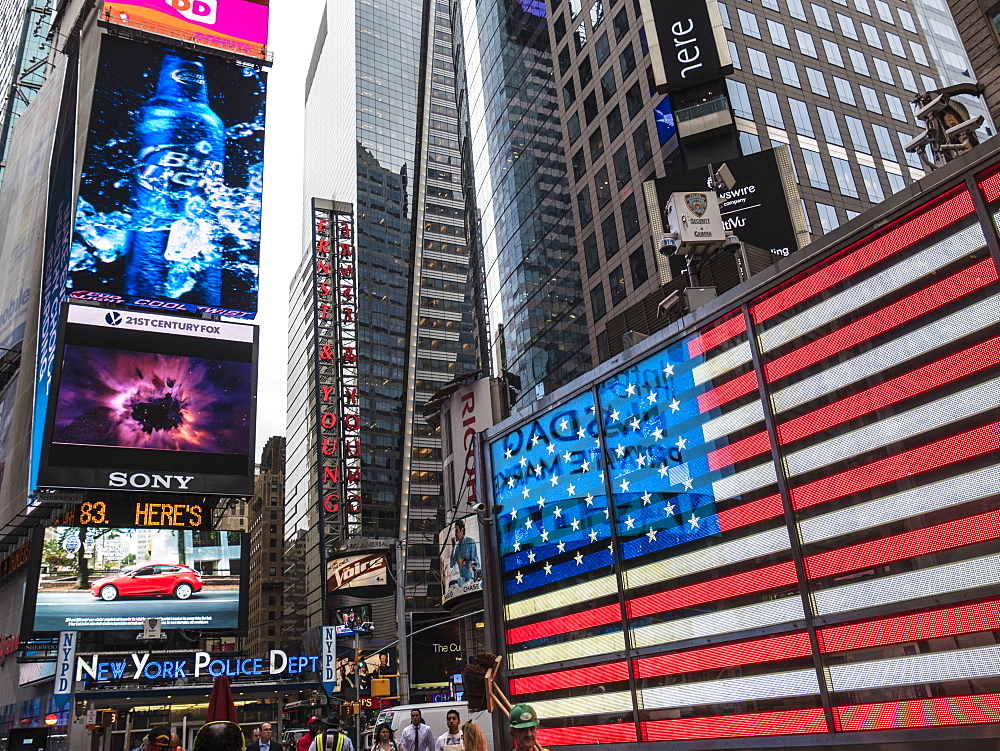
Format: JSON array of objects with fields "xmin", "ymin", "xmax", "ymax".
[{"xmin": 53, "ymin": 527, "xmax": 129, "ymax": 589}]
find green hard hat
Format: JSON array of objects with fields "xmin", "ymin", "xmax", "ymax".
[{"xmin": 509, "ymin": 704, "xmax": 539, "ymax": 729}]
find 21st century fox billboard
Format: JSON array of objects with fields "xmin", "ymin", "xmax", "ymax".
[
  {"xmin": 104, "ymin": 0, "xmax": 269, "ymax": 58},
  {"xmin": 69, "ymin": 35, "xmax": 266, "ymax": 319},
  {"xmin": 36, "ymin": 303, "xmax": 256, "ymax": 495}
]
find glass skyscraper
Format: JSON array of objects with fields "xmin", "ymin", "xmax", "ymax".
[{"xmin": 286, "ymin": 0, "xmax": 477, "ymax": 653}]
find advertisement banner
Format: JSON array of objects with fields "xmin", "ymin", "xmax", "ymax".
[
  {"xmin": 333, "ymin": 605, "xmax": 371, "ymax": 635},
  {"xmin": 639, "ymin": 0, "xmax": 732, "ymax": 92},
  {"xmin": 321, "ymin": 625, "xmax": 337, "ymax": 696},
  {"xmin": 27, "ymin": 526, "xmax": 245, "ymax": 632},
  {"xmin": 333, "ymin": 647, "xmax": 397, "ymax": 696},
  {"xmin": 327, "ymin": 553, "xmax": 388, "ymax": 592},
  {"xmin": 69, "ymin": 35, "xmax": 267, "ymax": 319},
  {"xmin": 37, "ymin": 304, "xmax": 256, "ymax": 495},
  {"xmin": 410, "ymin": 614, "xmax": 460, "ymax": 689},
  {"xmin": 53, "ymin": 631, "xmax": 77, "ymax": 709},
  {"xmin": 443, "ymin": 378, "xmax": 494, "ymax": 510},
  {"xmin": 103, "ymin": 0, "xmax": 269, "ymax": 58},
  {"xmin": 439, "ymin": 515, "xmax": 483, "ymax": 606}
]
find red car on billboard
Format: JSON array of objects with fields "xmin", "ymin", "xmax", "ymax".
[{"xmin": 90, "ymin": 564, "xmax": 203, "ymax": 601}]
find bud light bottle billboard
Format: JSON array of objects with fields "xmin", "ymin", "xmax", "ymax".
[
  {"xmin": 127, "ymin": 55, "xmax": 225, "ymax": 304},
  {"xmin": 69, "ymin": 36, "xmax": 266, "ymax": 318}
]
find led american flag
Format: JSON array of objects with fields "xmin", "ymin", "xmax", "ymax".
[{"xmin": 486, "ymin": 161, "xmax": 1000, "ymax": 746}]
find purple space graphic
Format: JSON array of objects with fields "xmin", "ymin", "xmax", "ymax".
[{"xmin": 52, "ymin": 345, "xmax": 251, "ymax": 454}]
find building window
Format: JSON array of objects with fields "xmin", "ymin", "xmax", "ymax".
[
  {"xmin": 758, "ymin": 88, "xmax": 784, "ymax": 128},
  {"xmin": 921, "ymin": 74, "xmax": 937, "ymax": 92},
  {"xmin": 584, "ymin": 231, "xmax": 600, "ymax": 274},
  {"xmin": 787, "ymin": 0, "xmax": 807, "ymax": 20},
  {"xmin": 833, "ymin": 76, "xmax": 855, "ymax": 105},
  {"xmin": 609, "ymin": 264, "xmax": 627, "ymax": 305},
  {"xmin": 811, "ymin": 3, "xmax": 833, "ymax": 30},
  {"xmin": 749, "ymin": 48, "xmax": 772, "ymax": 78},
  {"xmin": 762, "ymin": 0, "xmax": 779, "ymax": 9},
  {"xmin": 897, "ymin": 7, "xmax": 916, "ymax": 31},
  {"xmin": 739, "ymin": 130, "xmax": 762, "ymax": 153},
  {"xmin": 801, "ymin": 148, "xmax": 829, "ymax": 189},
  {"xmin": 574, "ymin": 22, "xmax": 588, "ymax": 51},
  {"xmin": 789, "ymin": 97, "xmax": 815, "ymax": 136},
  {"xmin": 570, "ymin": 0, "xmax": 582, "ymax": 17},
  {"xmin": 818, "ymin": 106, "xmax": 843, "ymax": 145},
  {"xmin": 898, "ymin": 131, "xmax": 922, "ymax": 168},
  {"xmin": 563, "ymin": 78, "xmax": 577, "ymax": 106},
  {"xmin": 613, "ymin": 144, "xmax": 631, "ymax": 188},
  {"xmin": 619, "ymin": 43, "xmax": 636, "ymax": 77},
  {"xmin": 554, "ymin": 13, "xmax": 567, "ymax": 40},
  {"xmin": 875, "ymin": 0, "xmax": 893, "ymax": 23},
  {"xmin": 854, "ymin": 0, "xmax": 871, "ymax": 14},
  {"xmin": 909, "ymin": 41, "xmax": 928, "ymax": 66},
  {"xmin": 872, "ymin": 123, "xmax": 896, "ymax": 160},
  {"xmin": 897, "ymin": 66, "xmax": 916, "ymax": 93},
  {"xmin": 837, "ymin": 13, "xmax": 858, "ymax": 39},
  {"xmin": 728, "ymin": 79, "xmax": 753, "ymax": 119},
  {"xmin": 602, "ymin": 213, "xmax": 620, "ymax": 258},
  {"xmin": 796, "ymin": 29, "xmax": 817, "ymax": 57},
  {"xmin": 778, "ymin": 58, "xmax": 800, "ymax": 87},
  {"xmin": 572, "ymin": 148, "xmax": 587, "ymax": 179},
  {"xmin": 822, "ymin": 39, "xmax": 844, "ymax": 67},
  {"xmin": 607, "ymin": 105, "xmax": 624, "ymax": 139},
  {"xmin": 590, "ymin": 127, "xmax": 605, "ymax": 160},
  {"xmin": 577, "ymin": 187, "xmax": 593, "ymax": 226},
  {"xmin": 862, "ymin": 23, "xmax": 882, "ymax": 49},
  {"xmin": 595, "ymin": 167, "xmax": 612, "ymax": 206},
  {"xmin": 886, "ymin": 32, "xmax": 905, "ymax": 58},
  {"xmin": 860, "ymin": 164, "xmax": 885, "ymax": 202},
  {"xmin": 806, "ymin": 67, "xmax": 829, "ymax": 96},
  {"xmin": 719, "ymin": 1, "xmax": 731, "ymax": 28},
  {"xmin": 885, "ymin": 93, "xmax": 908, "ymax": 121},
  {"xmin": 816, "ymin": 202, "xmax": 840, "ymax": 232},
  {"xmin": 845, "ymin": 115, "xmax": 870, "ymax": 153},
  {"xmin": 633, "ymin": 124, "xmax": 652, "ymax": 165},
  {"xmin": 621, "ymin": 193, "xmax": 641, "ymax": 239},
  {"xmin": 887, "ymin": 170, "xmax": 906, "ymax": 193},
  {"xmin": 847, "ymin": 49, "xmax": 870, "ymax": 76},
  {"xmin": 629, "ymin": 248, "xmax": 649, "ymax": 287},
  {"xmin": 590, "ymin": 0, "xmax": 605, "ymax": 27},
  {"xmin": 768, "ymin": 20, "xmax": 790, "ymax": 48},
  {"xmin": 579, "ymin": 55, "xmax": 594, "ymax": 86},
  {"xmin": 590, "ymin": 282, "xmax": 607, "ymax": 321},
  {"xmin": 613, "ymin": 7, "xmax": 629, "ymax": 40},
  {"xmin": 738, "ymin": 8, "xmax": 761, "ymax": 37},
  {"xmin": 601, "ymin": 67, "xmax": 618, "ymax": 102},
  {"xmin": 729, "ymin": 41, "xmax": 741, "ymax": 69},
  {"xmin": 595, "ymin": 31, "xmax": 611, "ymax": 65},
  {"xmin": 558, "ymin": 45, "xmax": 571, "ymax": 76},
  {"xmin": 832, "ymin": 157, "xmax": 859, "ymax": 197},
  {"xmin": 584, "ymin": 91, "xmax": 599, "ymax": 123},
  {"xmin": 860, "ymin": 85, "xmax": 882, "ymax": 113},
  {"xmin": 568, "ymin": 112, "xmax": 581, "ymax": 141},
  {"xmin": 625, "ymin": 81, "xmax": 643, "ymax": 118}
]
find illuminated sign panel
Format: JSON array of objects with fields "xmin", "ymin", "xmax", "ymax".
[
  {"xmin": 103, "ymin": 0, "xmax": 269, "ymax": 59},
  {"xmin": 37, "ymin": 304, "xmax": 256, "ymax": 495},
  {"xmin": 485, "ymin": 159, "xmax": 1000, "ymax": 745},
  {"xmin": 313, "ymin": 201, "xmax": 361, "ymax": 539},
  {"xmin": 638, "ymin": 0, "xmax": 732, "ymax": 93},
  {"xmin": 64, "ymin": 500, "xmax": 212, "ymax": 529},
  {"xmin": 26, "ymin": 526, "xmax": 247, "ymax": 633},
  {"xmin": 69, "ymin": 36, "xmax": 266, "ymax": 319},
  {"xmin": 439, "ymin": 515, "xmax": 483, "ymax": 605}
]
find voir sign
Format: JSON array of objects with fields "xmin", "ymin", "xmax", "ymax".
[{"xmin": 639, "ymin": 0, "xmax": 732, "ymax": 93}]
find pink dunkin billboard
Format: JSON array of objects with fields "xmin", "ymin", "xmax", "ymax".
[{"xmin": 104, "ymin": 0, "xmax": 269, "ymax": 56}]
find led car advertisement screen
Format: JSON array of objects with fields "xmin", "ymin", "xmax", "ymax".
[
  {"xmin": 26, "ymin": 526, "xmax": 247, "ymax": 632},
  {"xmin": 37, "ymin": 304, "xmax": 256, "ymax": 494},
  {"xmin": 103, "ymin": 0, "xmax": 269, "ymax": 58},
  {"xmin": 70, "ymin": 35, "xmax": 266, "ymax": 319}
]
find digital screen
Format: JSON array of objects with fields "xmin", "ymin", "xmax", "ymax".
[
  {"xmin": 69, "ymin": 35, "xmax": 266, "ymax": 319},
  {"xmin": 653, "ymin": 96, "xmax": 675, "ymax": 145},
  {"xmin": 25, "ymin": 525, "xmax": 246, "ymax": 632},
  {"xmin": 439, "ymin": 515, "xmax": 483, "ymax": 605},
  {"xmin": 103, "ymin": 0, "xmax": 269, "ymax": 58},
  {"xmin": 485, "ymin": 165, "xmax": 1000, "ymax": 745},
  {"xmin": 37, "ymin": 304, "xmax": 256, "ymax": 495},
  {"xmin": 64, "ymin": 500, "xmax": 212, "ymax": 529},
  {"xmin": 333, "ymin": 605, "xmax": 372, "ymax": 635}
]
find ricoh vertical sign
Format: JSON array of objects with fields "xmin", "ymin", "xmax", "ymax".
[
  {"xmin": 638, "ymin": 0, "xmax": 733, "ymax": 93},
  {"xmin": 312, "ymin": 200, "xmax": 361, "ymax": 539}
]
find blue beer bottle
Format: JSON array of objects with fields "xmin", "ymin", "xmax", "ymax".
[{"xmin": 126, "ymin": 53, "xmax": 225, "ymax": 305}]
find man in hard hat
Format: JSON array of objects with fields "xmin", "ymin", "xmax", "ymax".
[{"xmin": 508, "ymin": 704, "xmax": 546, "ymax": 751}]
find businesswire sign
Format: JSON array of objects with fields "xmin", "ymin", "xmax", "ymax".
[{"xmin": 638, "ymin": 0, "xmax": 732, "ymax": 93}]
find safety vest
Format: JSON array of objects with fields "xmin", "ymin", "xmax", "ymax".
[{"xmin": 317, "ymin": 732, "xmax": 344, "ymax": 751}]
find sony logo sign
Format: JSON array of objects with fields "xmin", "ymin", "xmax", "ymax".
[{"xmin": 108, "ymin": 472, "xmax": 195, "ymax": 490}]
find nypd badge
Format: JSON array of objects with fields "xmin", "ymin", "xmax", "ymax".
[{"xmin": 684, "ymin": 193, "xmax": 709, "ymax": 217}]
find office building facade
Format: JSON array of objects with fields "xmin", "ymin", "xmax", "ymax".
[{"xmin": 457, "ymin": 0, "xmax": 993, "ymax": 370}]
